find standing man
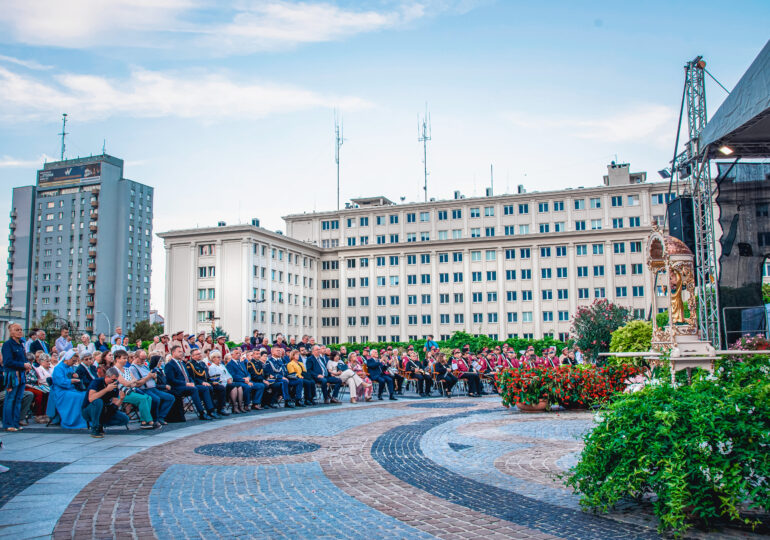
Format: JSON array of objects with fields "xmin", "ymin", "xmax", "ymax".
[
  {"xmin": 110, "ymin": 327, "xmax": 124, "ymax": 347},
  {"xmin": 170, "ymin": 331, "xmax": 191, "ymax": 360},
  {"xmin": 55, "ymin": 328, "xmax": 73, "ymax": 355},
  {"xmin": 2, "ymin": 323, "xmax": 31, "ymax": 431}
]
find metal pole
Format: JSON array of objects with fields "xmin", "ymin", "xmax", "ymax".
[{"xmin": 96, "ymin": 310, "xmax": 111, "ymax": 335}]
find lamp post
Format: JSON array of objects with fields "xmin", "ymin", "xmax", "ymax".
[
  {"xmin": 246, "ymin": 298, "xmax": 266, "ymax": 337},
  {"xmin": 96, "ymin": 310, "xmax": 111, "ymax": 335}
]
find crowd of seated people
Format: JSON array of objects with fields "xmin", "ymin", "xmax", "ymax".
[{"xmin": 1, "ymin": 325, "xmax": 587, "ymax": 436}]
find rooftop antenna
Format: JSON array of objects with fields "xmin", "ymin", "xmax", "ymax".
[
  {"xmin": 58, "ymin": 113, "xmax": 68, "ymax": 160},
  {"xmin": 102, "ymin": 139, "xmax": 106, "ymax": 155},
  {"xmin": 490, "ymin": 163, "xmax": 494, "ymax": 194},
  {"xmin": 334, "ymin": 109, "xmax": 345, "ymax": 211},
  {"xmin": 418, "ymin": 104, "xmax": 431, "ymax": 202}
]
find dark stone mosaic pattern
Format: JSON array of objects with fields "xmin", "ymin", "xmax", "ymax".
[
  {"xmin": 193, "ymin": 439, "xmax": 320, "ymax": 458},
  {"xmin": 0, "ymin": 460, "xmax": 68, "ymax": 509},
  {"xmin": 407, "ymin": 402, "xmax": 478, "ymax": 409},
  {"xmin": 371, "ymin": 412, "xmax": 661, "ymax": 540}
]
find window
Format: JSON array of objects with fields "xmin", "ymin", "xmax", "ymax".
[
  {"xmin": 484, "ymin": 206, "xmax": 494, "ymax": 217},
  {"xmin": 633, "ymin": 286, "xmax": 644, "ymax": 297},
  {"xmin": 360, "ymin": 217, "xmax": 369, "ymax": 226},
  {"xmin": 390, "ymin": 214, "xmax": 399, "ymax": 224},
  {"xmin": 578, "ymin": 288, "xmax": 589, "ymax": 299},
  {"xmin": 438, "ymin": 210, "xmax": 447, "ymax": 220},
  {"xmin": 421, "ymin": 274, "xmax": 431, "ymax": 284},
  {"xmin": 487, "ymin": 292, "xmax": 497, "ymax": 302},
  {"xmin": 594, "ymin": 287, "xmax": 606, "ymax": 298},
  {"xmin": 518, "ymin": 203, "xmax": 529, "ymax": 214},
  {"xmin": 420, "ymin": 253, "xmax": 430, "ymax": 264},
  {"xmin": 538, "ymin": 202, "xmax": 549, "ymax": 213},
  {"xmin": 454, "ymin": 293, "xmax": 464, "ymax": 303},
  {"xmin": 376, "ymin": 235, "xmax": 385, "ymax": 244},
  {"xmin": 577, "ymin": 266, "xmax": 588, "ymax": 277},
  {"xmin": 406, "ymin": 232, "xmax": 416, "ymax": 243},
  {"xmin": 555, "ymin": 245, "xmax": 566, "ymax": 257},
  {"xmin": 470, "ymin": 207, "xmax": 480, "ymax": 218},
  {"xmin": 390, "ymin": 315, "xmax": 400, "ymax": 325},
  {"xmin": 453, "ymin": 272, "xmax": 464, "ymax": 282},
  {"xmin": 576, "ymin": 244, "xmax": 587, "ymax": 256},
  {"xmin": 408, "ymin": 295, "xmax": 417, "ymax": 305},
  {"xmin": 472, "ymin": 313, "xmax": 483, "ymax": 323},
  {"xmin": 488, "ymin": 313, "xmax": 498, "ymax": 323},
  {"xmin": 540, "ymin": 247, "xmax": 551, "ymax": 257},
  {"xmin": 615, "ymin": 286, "xmax": 628, "ymax": 297},
  {"xmin": 487, "ymin": 271, "xmax": 497, "ymax": 281},
  {"xmin": 557, "ymin": 288, "xmax": 568, "ymax": 299},
  {"xmin": 505, "ymin": 249, "xmax": 515, "ymax": 260},
  {"xmin": 390, "ymin": 234, "xmax": 399, "ymax": 243},
  {"xmin": 519, "ymin": 224, "xmax": 530, "ymax": 235},
  {"xmin": 439, "ymin": 293, "xmax": 449, "ymax": 303},
  {"xmin": 613, "ymin": 242, "xmax": 625, "ymax": 254},
  {"xmin": 539, "ymin": 223, "xmax": 550, "ymax": 233},
  {"xmin": 543, "ymin": 311, "xmax": 553, "ymax": 322},
  {"xmin": 347, "ymin": 278, "xmax": 356, "ymax": 288},
  {"xmin": 361, "ymin": 257, "xmax": 369, "ymax": 267},
  {"xmin": 590, "ymin": 197, "xmax": 601, "ymax": 209},
  {"xmin": 558, "ymin": 311, "xmax": 569, "ymax": 321},
  {"xmin": 593, "ymin": 265, "xmax": 605, "ymax": 277},
  {"xmin": 376, "ymin": 256, "xmax": 385, "ymax": 267},
  {"xmin": 485, "ymin": 227, "xmax": 495, "ymax": 237},
  {"xmin": 440, "ymin": 314, "xmax": 450, "ymax": 324},
  {"xmin": 472, "ymin": 292, "xmax": 482, "ymax": 303},
  {"xmin": 503, "ymin": 204, "xmax": 514, "ymax": 215},
  {"xmin": 612, "ymin": 217, "xmax": 623, "ymax": 229},
  {"xmin": 628, "ymin": 194, "xmax": 639, "ymax": 206},
  {"xmin": 542, "ymin": 289, "xmax": 553, "ymax": 300},
  {"xmin": 471, "ymin": 250, "xmax": 481, "ymax": 262},
  {"xmin": 522, "ymin": 290, "xmax": 533, "ymax": 301},
  {"xmin": 521, "ymin": 269, "xmax": 532, "ymax": 280},
  {"xmin": 574, "ymin": 199, "xmax": 585, "ymax": 210},
  {"xmin": 407, "ymin": 274, "xmax": 417, "ymax": 285},
  {"xmin": 390, "ymin": 276, "xmax": 399, "ymax": 286},
  {"xmin": 347, "ymin": 237, "xmax": 356, "ymax": 246},
  {"xmin": 520, "ymin": 248, "xmax": 531, "ymax": 259},
  {"xmin": 628, "ymin": 216, "xmax": 641, "ymax": 228},
  {"xmin": 553, "ymin": 200, "xmax": 564, "ymax": 211},
  {"xmin": 472, "ymin": 271, "xmax": 482, "ymax": 282},
  {"xmin": 630, "ymin": 241, "xmax": 642, "ymax": 253},
  {"xmin": 505, "ymin": 269, "xmax": 516, "ymax": 280},
  {"xmin": 592, "ymin": 243, "xmax": 604, "ymax": 255},
  {"xmin": 360, "ymin": 277, "xmax": 369, "ymax": 287},
  {"xmin": 422, "ymin": 314, "xmax": 431, "ymax": 324},
  {"xmin": 485, "ymin": 250, "xmax": 496, "ymax": 261},
  {"xmin": 615, "ymin": 264, "xmax": 627, "ymax": 275},
  {"xmin": 507, "ymin": 312, "xmax": 518, "ymax": 322},
  {"xmin": 452, "ymin": 229, "xmax": 462, "ymax": 239},
  {"xmin": 631, "ymin": 263, "xmax": 643, "ymax": 275},
  {"xmin": 438, "ymin": 230, "xmax": 448, "ymax": 240},
  {"xmin": 556, "ymin": 267, "xmax": 568, "ymax": 278},
  {"xmin": 452, "ymin": 209, "xmax": 462, "ymax": 219},
  {"xmin": 506, "ymin": 291, "xmax": 517, "ymax": 301},
  {"xmin": 439, "ymin": 273, "xmax": 449, "ymax": 283},
  {"xmin": 438, "ymin": 253, "xmax": 448, "ymax": 263},
  {"xmin": 522, "ymin": 312, "xmax": 533, "ymax": 322},
  {"xmin": 611, "ymin": 195, "xmax": 623, "ymax": 207},
  {"xmin": 575, "ymin": 220, "xmax": 586, "ymax": 231},
  {"xmin": 406, "ymin": 212, "xmax": 416, "ymax": 223},
  {"xmin": 541, "ymin": 268, "xmax": 552, "ymax": 279},
  {"xmin": 389, "ymin": 255, "xmax": 399, "ymax": 266}
]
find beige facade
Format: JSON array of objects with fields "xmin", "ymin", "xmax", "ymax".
[
  {"xmin": 160, "ymin": 167, "xmax": 676, "ymax": 345},
  {"xmin": 158, "ymin": 225, "xmax": 320, "ymax": 341}
]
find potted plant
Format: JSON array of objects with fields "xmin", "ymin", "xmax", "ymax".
[{"xmin": 496, "ymin": 367, "xmax": 553, "ymax": 412}]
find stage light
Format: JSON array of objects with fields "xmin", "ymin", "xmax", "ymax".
[
  {"xmin": 719, "ymin": 145, "xmax": 734, "ymax": 155},
  {"xmin": 658, "ymin": 169, "xmax": 671, "ymax": 179}
]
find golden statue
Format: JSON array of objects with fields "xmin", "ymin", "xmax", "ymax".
[{"xmin": 669, "ymin": 269, "xmax": 684, "ymax": 324}]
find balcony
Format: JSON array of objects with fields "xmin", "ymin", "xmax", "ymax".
[
  {"xmin": 86, "ymin": 301, "xmax": 94, "ymax": 307},
  {"xmin": 89, "ymin": 223, "xmax": 97, "ymax": 231},
  {"xmin": 9, "ymin": 222, "xmax": 15, "ymax": 230},
  {"xmin": 87, "ymin": 274, "xmax": 95, "ymax": 282},
  {"xmin": 90, "ymin": 209, "xmax": 98, "ymax": 218},
  {"xmin": 90, "ymin": 199, "xmax": 98, "ymax": 207},
  {"xmin": 89, "ymin": 237, "xmax": 97, "ymax": 245},
  {"xmin": 8, "ymin": 234, "xmax": 14, "ymax": 241},
  {"xmin": 88, "ymin": 248, "xmax": 96, "ymax": 257},
  {"xmin": 87, "ymin": 287, "xmax": 95, "ymax": 294},
  {"xmin": 86, "ymin": 313, "xmax": 94, "ymax": 320},
  {"xmin": 10, "ymin": 210, "xmax": 16, "ymax": 218},
  {"xmin": 88, "ymin": 263, "xmax": 96, "ymax": 270},
  {"xmin": 8, "ymin": 245, "xmax": 14, "ymax": 253}
]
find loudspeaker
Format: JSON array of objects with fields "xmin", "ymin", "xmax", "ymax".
[{"xmin": 667, "ymin": 196, "xmax": 696, "ymax": 255}]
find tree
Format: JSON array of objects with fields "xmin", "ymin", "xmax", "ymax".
[
  {"xmin": 212, "ymin": 326, "xmax": 229, "ymax": 341},
  {"xmin": 128, "ymin": 320, "xmax": 164, "ymax": 342},
  {"xmin": 571, "ymin": 299, "xmax": 631, "ymax": 363},
  {"xmin": 608, "ymin": 320, "xmax": 653, "ymax": 367}
]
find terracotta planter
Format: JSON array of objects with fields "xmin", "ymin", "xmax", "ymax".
[{"xmin": 515, "ymin": 399, "xmax": 549, "ymax": 412}]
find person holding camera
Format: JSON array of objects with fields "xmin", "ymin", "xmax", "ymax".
[{"xmin": 81, "ymin": 367, "xmax": 129, "ymax": 438}]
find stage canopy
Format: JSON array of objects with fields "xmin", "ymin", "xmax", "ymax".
[{"xmin": 700, "ymin": 40, "xmax": 770, "ymax": 159}]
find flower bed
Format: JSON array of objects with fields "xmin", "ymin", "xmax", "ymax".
[
  {"xmin": 565, "ymin": 355, "xmax": 770, "ymax": 535},
  {"xmin": 496, "ymin": 364, "xmax": 641, "ymax": 409}
]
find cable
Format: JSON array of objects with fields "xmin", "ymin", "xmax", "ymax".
[
  {"xmin": 704, "ymin": 68, "xmax": 731, "ymax": 94},
  {"xmin": 663, "ymin": 71, "xmax": 688, "ymax": 231}
]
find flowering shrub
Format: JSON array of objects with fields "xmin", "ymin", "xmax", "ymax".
[
  {"xmin": 496, "ymin": 364, "xmax": 640, "ymax": 408},
  {"xmin": 565, "ymin": 355, "xmax": 770, "ymax": 535},
  {"xmin": 570, "ymin": 299, "xmax": 631, "ymax": 363}
]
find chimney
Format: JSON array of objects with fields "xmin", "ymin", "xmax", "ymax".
[
  {"xmin": 485, "ymin": 187, "xmax": 493, "ymax": 197},
  {"xmin": 517, "ymin": 185, "xmax": 526, "ymax": 194},
  {"xmin": 453, "ymin": 190, "xmax": 461, "ymax": 200}
]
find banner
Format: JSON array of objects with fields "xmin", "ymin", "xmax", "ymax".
[{"xmin": 38, "ymin": 163, "xmax": 101, "ymax": 185}]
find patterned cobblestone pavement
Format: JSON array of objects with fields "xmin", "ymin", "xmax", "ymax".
[{"xmin": 0, "ymin": 396, "xmax": 763, "ymax": 539}]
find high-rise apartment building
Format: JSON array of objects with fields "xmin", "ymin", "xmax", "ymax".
[
  {"xmin": 161, "ymin": 164, "xmax": 673, "ymax": 344},
  {"xmin": 5, "ymin": 154, "xmax": 153, "ymax": 335}
]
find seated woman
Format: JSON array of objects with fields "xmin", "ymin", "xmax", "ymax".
[
  {"xmin": 327, "ymin": 351, "xmax": 365, "ymax": 403},
  {"xmin": 287, "ymin": 350, "xmax": 315, "ymax": 406},
  {"xmin": 208, "ymin": 351, "xmax": 239, "ymax": 412},
  {"xmin": 347, "ymin": 352, "xmax": 373, "ymax": 402},
  {"xmin": 48, "ymin": 350, "xmax": 87, "ymax": 429},
  {"xmin": 25, "ymin": 352, "xmax": 50, "ymax": 424}
]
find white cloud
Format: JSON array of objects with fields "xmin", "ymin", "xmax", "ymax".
[
  {"xmin": 507, "ymin": 103, "xmax": 676, "ymax": 146},
  {"xmin": 0, "ymin": 154, "xmax": 54, "ymax": 168},
  {"xmin": 0, "ymin": 66, "xmax": 371, "ymax": 122},
  {"xmin": 0, "ymin": 54, "xmax": 52, "ymax": 70},
  {"xmin": 0, "ymin": 1, "xmax": 478, "ymax": 54}
]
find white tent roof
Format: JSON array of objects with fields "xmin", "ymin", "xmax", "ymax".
[{"xmin": 700, "ymin": 40, "xmax": 770, "ymax": 158}]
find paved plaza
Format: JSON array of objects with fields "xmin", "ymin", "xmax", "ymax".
[{"xmin": 0, "ymin": 397, "xmax": 765, "ymax": 539}]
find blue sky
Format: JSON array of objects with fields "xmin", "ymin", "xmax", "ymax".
[{"xmin": 1, "ymin": 0, "xmax": 768, "ymax": 315}]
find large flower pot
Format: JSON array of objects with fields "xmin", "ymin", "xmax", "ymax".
[{"xmin": 515, "ymin": 400, "xmax": 549, "ymax": 412}]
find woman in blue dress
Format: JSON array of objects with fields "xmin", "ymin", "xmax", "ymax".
[{"xmin": 48, "ymin": 350, "xmax": 87, "ymax": 429}]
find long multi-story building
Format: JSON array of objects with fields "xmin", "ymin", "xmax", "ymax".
[
  {"xmin": 5, "ymin": 154, "xmax": 153, "ymax": 335},
  {"xmin": 161, "ymin": 164, "xmax": 674, "ymax": 344}
]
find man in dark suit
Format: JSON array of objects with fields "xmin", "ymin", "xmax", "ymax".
[
  {"xmin": 264, "ymin": 346, "xmax": 302, "ymax": 408},
  {"xmin": 29, "ymin": 330, "xmax": 49, "ymax": 355},
  {"xmin": 164, "ymin": 345, "xmax": 216, "ymax": 420},
  {"xmin": 75, "ymin": 352, "xmax": 99, "ymax": 387},
  {"xmin": 187, "ymin": 349, "xmax": 228, "ymax": 416},
  {"xmin": 307, "ymin": 345, "xmax": 341, "ymax": 404},
  {"xmin": 366, "ymin": 349, "xmax": 396, "ymax": 401}
]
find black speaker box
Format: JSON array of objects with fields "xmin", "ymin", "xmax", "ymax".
[{"xmin": 667, "ymin": 196, "xmax": 696, "ymax": 255}]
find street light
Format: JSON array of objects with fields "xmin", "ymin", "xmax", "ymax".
[
  {"xmin": 96, "ymin": 310, "xmax": 111, "ymax": 335},
  {"xmin": 246, "ymin": 298, "xmax": 267, "ymax": 338}
]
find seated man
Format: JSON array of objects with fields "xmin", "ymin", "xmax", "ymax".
[
  {"xmin": 307, "ymin": 345, "xmax": 341, "ymax": 404},
  {"xmin": 81, "ymin": 367, "xmax": 129, "ymax": 438},
  {"xmin": 113, "ymin": 350, "xmax": 157, "ymax": 429},
  {"xmin": 75, "ymin": 352, "xmax": 98, "ymax": 387},
  {"xmin": 264, "ymin": 346, "xmax": 303, "ymax": 408},
  {"xmin": 129, "ymin": 350, "xmax": 174, "ymax": 425},
  {"xmin": 365, "ymin": 349, "xmax": 396, "ymax": 401},
  {"xmin": 405, "ymin": 351, "xmax": 432, "ymax": 397},
  {"xmin": 164, "ymin": 345, "xmax": 217, "ymax": 421},
  {"xmin": 230, "ymin": 348, "xmax": 265, "ymax": 411},
  {"xmin": 187, "ymin": 349, "xmax": 228, "ymax": 416},
  {"xmin": 434, "ymin": 354, "xmax": 458, "ymax": 397}
]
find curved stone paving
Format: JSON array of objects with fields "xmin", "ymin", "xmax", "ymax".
[{"xmin": 0, "ymin": 396, "xmax": 759, "ymax": 539}]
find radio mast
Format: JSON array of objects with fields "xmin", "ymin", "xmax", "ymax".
[
  {"xmin": 418, "ymin": 105, "xmax": 431, "ymax": 202},
  {"xmin": 334, "ymin": 110, "xmax": 345, "ymax": 211},
  {"xmin": 58, "ymin": 113, "xmax": 68, "ymax": 160}
]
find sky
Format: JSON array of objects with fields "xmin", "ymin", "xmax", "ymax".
[{"xmin": 0, "ymin": 0, "xmax": 768, "ymax": 316}]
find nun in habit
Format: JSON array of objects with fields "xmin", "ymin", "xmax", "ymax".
[{"xmin": 47, "ymin": 350, "xmax": 87, "ymax": 429}]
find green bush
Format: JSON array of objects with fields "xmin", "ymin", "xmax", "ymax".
[
  {"xmin": 608, "ymin": 320, "xmax": 652, "ymax": 367},
  {"xmin": 565, "ymin": 355, "xmax": 770, "ymax": 535},
  {"xmin": 571, "ymin": 299, "xmax": 631, "ymax": 363}
]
